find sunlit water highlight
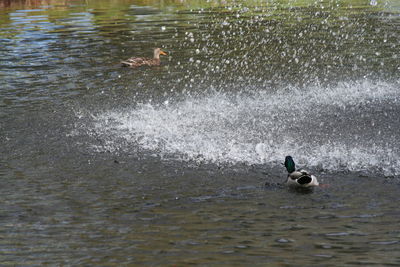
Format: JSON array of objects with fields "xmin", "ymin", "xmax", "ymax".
[{"xmin": 87, "ymin": 80, "xmax": 400, "ymax": 176}]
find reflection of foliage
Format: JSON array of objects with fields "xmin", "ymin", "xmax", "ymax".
[
  {"xmin": 0, "ymin": 0, "xmax": 383, "ymax": 11},
  {"xmin": 0, "ymin": 0, "xmax": 384, "ymax": 35},
  {"xmin": 0, "ymin": 0, "xmax": 397, "ymax": 108},
  {"xmin": 0, "ymin": 0, "xmax": 68, "ymax": 9},
  {"xmin": 0, "ymin": 0, "xmax": 397, "ymax": 85},
  {"xmin": 0, "ymin": 0, "xmax": 388, "ymax": 44}
]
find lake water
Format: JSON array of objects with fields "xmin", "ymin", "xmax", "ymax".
[{"xmin": 1, "ymin": 0, "xmax": 400, "ymax": 265}]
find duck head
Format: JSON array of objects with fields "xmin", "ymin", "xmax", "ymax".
[
  {"xmin": 284, "ymin": 156, "xmax": 296, "ymax": 173},
  {"xmin": 153, "ymin": 48, "xmax": 167, "ymax": 59}
]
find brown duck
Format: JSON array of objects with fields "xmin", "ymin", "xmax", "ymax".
[{"xmin": 121, "ymin": 48, "xmax": 167, "ymax": 68}]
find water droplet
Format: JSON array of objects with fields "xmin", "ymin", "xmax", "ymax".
[{"xmin": 276, "ymin": 238, "xmax": 293, "ymax": 243}]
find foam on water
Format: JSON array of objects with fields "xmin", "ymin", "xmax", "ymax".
[{"xmin": 87, "ymin": 80, "xmax": 400, "ymax": 176}]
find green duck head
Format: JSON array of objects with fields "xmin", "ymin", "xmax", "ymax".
[{"xmin": 284, "ymin": 156, "xmax": 296, "ymax": 173}]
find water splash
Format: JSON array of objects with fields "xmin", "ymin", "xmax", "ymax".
[{"xmin": 86, "ymin": 80, "xmax": 400, "ymax": 176}]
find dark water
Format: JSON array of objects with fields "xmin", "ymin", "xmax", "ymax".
[{"xmin": 1, "ymin": 0, "xmax": 400, "ymax": 265}]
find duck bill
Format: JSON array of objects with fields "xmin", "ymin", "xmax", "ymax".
[{"xmin": 160, "ymin": 50, "xmax": 167, "ymax": 56}]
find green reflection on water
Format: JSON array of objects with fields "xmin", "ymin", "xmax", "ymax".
[{"xmin": 0, "ymin": 0, "xmax": 398, "ymax": 106}]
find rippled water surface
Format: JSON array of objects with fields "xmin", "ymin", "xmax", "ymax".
[{"xmin": 1, "ymin": 0, "xmax": 400, "ymax": 265}]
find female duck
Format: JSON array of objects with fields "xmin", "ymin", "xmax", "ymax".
[
  {"xmin": 284, "ymin": 156, "xmax": 319, "ymax": 188},
  {"xmin": 121, "ymin": 48, "xmax": 167, "ymax": 68}
]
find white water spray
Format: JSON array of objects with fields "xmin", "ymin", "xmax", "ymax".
[{"xmin": 87, "ymin": 80, "xmax": 400, "ymax": 176}]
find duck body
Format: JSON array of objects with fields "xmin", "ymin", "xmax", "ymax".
[
  {"xmin": 284, "ymin": 156, "xmax": 319, "ymax": 188},
  {"xmin": 121, "ymin": 57, "xmax": 161, "ymax": 67},
  {"xmin": 121, "ymin": 48, "xmax": 167, "ymax": 68}
]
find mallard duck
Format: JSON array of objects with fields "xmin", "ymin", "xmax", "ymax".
[
  {"xmin": 121, "ymin": 48, "xmax": 167, "ymax": 68},
  {"xmin": 284, "ymin": 156, "xmax": 319, "ymax": 188}
]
